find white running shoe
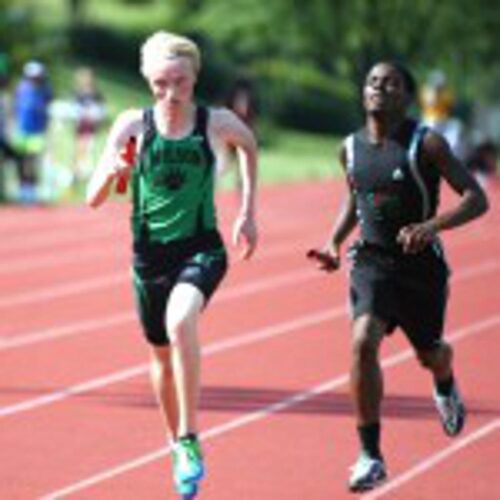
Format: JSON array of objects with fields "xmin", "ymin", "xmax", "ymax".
[
  {"xmin": 348, "ymin": 453, "xmax": 387, "ymax": 492},
  {"xmin": 433, "ymin": 385, "xmax": 466, "ymax": 436}
]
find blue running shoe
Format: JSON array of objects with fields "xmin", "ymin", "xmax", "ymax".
[
  {"xmin": 172, "ymin": 435, "xmax": 205, "ymax": 497},
  {"xmin": 176, "ymin": 480, "xmax": 198, "ymax": 499},
  {"xmin": 348, "ymin": 453, "xmax": 387, "ymax": 492}
]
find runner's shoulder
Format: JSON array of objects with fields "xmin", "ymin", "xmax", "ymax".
[{"xmin": 112, "ymin": 108, "xmax": 144, "ymax": 138}]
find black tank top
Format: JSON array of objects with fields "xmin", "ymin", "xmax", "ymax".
[{"xmin": 346, "ymin": 119, "xmax": 440, "ymax": 249}]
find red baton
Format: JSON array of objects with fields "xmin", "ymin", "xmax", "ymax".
[{"xmin": 115, "ymin": 137, "xmax": 137, "ymax": 194}]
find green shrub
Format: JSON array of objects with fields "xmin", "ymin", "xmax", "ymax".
[
  {"xmin": 268, "ymin": 86, "xmax": 360, "ymax": 135},
  {"xmin": 68, "ymin": 25, "xmax": 142, "ymax": 71}
]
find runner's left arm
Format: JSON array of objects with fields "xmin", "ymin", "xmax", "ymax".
[
  {"xmin": 397, "ymin": 131, "xmax": 489, "ymax": 253},
  {"xmin": 210, "ymin": 108, "xmax": 258, "ymax": 259}
]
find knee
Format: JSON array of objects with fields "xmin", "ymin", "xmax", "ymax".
[
  {"xmin": 416, "ymin": 353, "xmax": 432, "ymax": 369},
  {"xmin": 417, "ymin": 342, "xmax": 452, "ymax": 370},
  {"xmin": 352, "ymin": 320, "xmax": 382, "ymax": 366},
  {"xmin": 167, "ymin": 315, "xmax": 195, "ymax": 347},
  {"xmin": 166, "ymin": 286, "xmax": 203, "ymax": 346},
  {"xmin": 150, "ymin": 350, "xmax": 174, "ymax": 379},
  {"xmin": 352, "ymin": 336, "xmax": 378, "ymax": 366}
]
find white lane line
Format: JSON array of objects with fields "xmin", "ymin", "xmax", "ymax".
[
  {"xmin": 0, "ymin": 307, "xmax": 345, "ymax": 418},
  {"xmin": 0, "ymin": 211, "xmax": 318, "ymax": 277},
  {"xmin": 0, "ymin": 221, "xmax": 491, "ymax": 279},
  {"xmin": 0, "ymin": 225, "xmax": 124, "ymax": 254},
  {"xmin": 0, "ymin": 267, "xmax": 316, "ymax": 311},
  {"xmin": 0, "ymin": 364, "xmax": 149, "ymax": 419},
  {"xmin": 1, "ymin": 258, "xmax": 497, "ymax": 350},
  {"xmin": 216, "ymin": 268, "xmax": 317, "ymax": 300},
  {"xmin": 39, "ymin": 315, "xmax": 500, "ymax": 499},
  {"xmin": 1, "ymin": 224, "xmax": 497, "ymax": 307},
  {"xmin": 0, "ymin": 238, "xmax": 301, "ymax": 277},
  {"xmin": 0, "ymin": 273, "xmax": 126, "ymax": 309},
  {"xmin": 0, "ymin": 246, "xmax": 126, "ymax": 275},
  {"xmin": 363, "ymin": 419, "xmax": 500, "ymax": 499},
  {"xmin": 0, "ymin": 312, "xmax": 134, "ymax": 350}
]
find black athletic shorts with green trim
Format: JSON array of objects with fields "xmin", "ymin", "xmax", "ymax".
[
  {"xmin": 348, "ymin": 240, "xmax": 450, "ymax": 351},
  {"xmin": 132, "ymin": 230, "xmax": 228, "ymax": 346}
]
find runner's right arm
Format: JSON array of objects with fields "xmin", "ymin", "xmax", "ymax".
[
  {"xmin": 308, "ymin": 145, "xmax": 358, "ymax": 271},
  {"xmin": 328, "ymin": 146, "xmax": 358, "ymax": 254},
  {"xmin": 86, "ymin": 109, "xmax": 142, "ymax": 208}
]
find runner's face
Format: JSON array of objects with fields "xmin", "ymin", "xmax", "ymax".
[
  {"xmin": 146, "ymin": 57, "xmax": 196, "ymax": 111},
  {"xmin": 363, "ymin": 64, "xmax": 410, "ymax": 115}
]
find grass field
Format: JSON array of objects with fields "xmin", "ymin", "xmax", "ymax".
[{"xmin": 217, "ymin": 128, "xmax": 341, "ymax": 190}]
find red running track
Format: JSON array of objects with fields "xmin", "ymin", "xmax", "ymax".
[{"xmin": 0, "ymin": 180, "xmax": 499, "ymax": 499}]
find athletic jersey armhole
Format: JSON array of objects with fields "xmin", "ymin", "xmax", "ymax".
[
  {"xmin": 137, "ymin": 108, "xmax": 155, "ymax": 167},
  {"xmin": 407, "ymin": 124, "xmax": 431, "ymax": 220},
  {"xmin": 344, "ymin": 134, "xmax": 355, "ymax": 174},
  {"xmin": 194, "ymin": 105, "xmax": 215, "ymax": 167},
  {"xmin": 143, "ymin": 108, "xmax": 156, "ymax": 141},
  {"xmin": 193, "ymin": 106, "xmax": 208, "ymax": 135}
]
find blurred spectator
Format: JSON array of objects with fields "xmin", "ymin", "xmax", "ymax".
[
  {"xmin": 72, "ymin": 67, "xmax": 106, "ymax": 186},
  {"xmin": 0, "ymin": 53, "xmax": 22, "ymax": 202},
  {"xmin": 420, "ymin": 71, "xmax": 469, "ymax": 161},
  {"xmin": 0, "ymin": 53, "xmax": 11, "ymax": 153},
  {"xmin": 12, "ymin": 60, "xmax": 53, "ymax": 203},
  {"xmin": 225, "ymin": 77, "xmax": 257, "ymax": 129},
  {"xmin": 466, "ymin": 140, "xmax": 498, "ymax": 189},
  {"xmin": 217, "ymin": 77, "xmax": 258, "ymax": 188}
]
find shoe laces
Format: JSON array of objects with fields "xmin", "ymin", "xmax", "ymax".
[
  {"xmin": 350, "ymin": 453, "xmax": 382, "ymax": 475},
  {"xmin": 435, "ymin": 388, "xmax": 460, "ymax": 416},
  {"xmin": 175, "ymin": 437, "xmax": 202, "ymax": 464}
]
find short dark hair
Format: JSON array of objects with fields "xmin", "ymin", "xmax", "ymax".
[{"xmin": 388, "ymin": 61, "xmax": 417, "ymax": 99}]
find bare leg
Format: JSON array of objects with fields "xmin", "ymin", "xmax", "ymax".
[
  {"xmin": 417, "ymin": 340, "xmax": 465, "ymax": 436},
  {"xmin": 166, "ymin": 283, "xmax": 204, "ymax": 438},
  {"xmin": 348, "ymin": 314, "xmax": 388, "ymax": 491},
  {"xmin": 350, "ymin": 314, "xmax": 386, "ymax": 425},
  {"xmin": 149, "ymin": 345, "xmax": 179, "ymax": 440},
  {"xmin": 416, "ymin": 341, "xmax": 453, "ymax": 382}
]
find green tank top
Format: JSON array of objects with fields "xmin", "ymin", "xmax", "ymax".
[{"xmin": 131, "ymin": 106, "xmax": 217, "ymax": 244}]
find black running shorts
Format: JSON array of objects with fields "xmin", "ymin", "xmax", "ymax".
[
  {"xmin": 349, "ymin": 241, "xmax": 450, "ymax": 351},
  {"xmin": 132, "ymin": 231, "xmax": 228, "ymax": 346}
]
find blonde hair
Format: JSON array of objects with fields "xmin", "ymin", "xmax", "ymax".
[
  {"xmin": 74, "ymin": 66, "xmax": 97, "ymax": 93},
  {"xmin": 140, "ymin": 31, "xmax": 201, "ymax": 77}
]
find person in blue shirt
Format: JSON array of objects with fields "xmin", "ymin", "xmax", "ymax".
[{"xmin": 13, "ymin": 60, "xmax": 53, "ymax": 203}]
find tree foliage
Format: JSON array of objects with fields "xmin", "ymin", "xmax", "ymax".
[
  {"xmin": 0, "ymin": 1, "xmax": 37, "ymax": 71},
  {"xmin": 4, "ymin": 0, "xmax": 498, "ymax": 132},
  {"xmin": 182, "ymin": 0, "xmax": 499, "ymax": 101},
  {"xmin": 0, "ymin": 0, "xmax": 65, "ymax": 81}
]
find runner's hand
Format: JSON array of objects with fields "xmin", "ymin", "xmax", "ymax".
[
  {"xmin": 115, "ymin": 138, "xmax": 136, "ymax": 193},
  {"xmin": 232, "ymin": 213, "xmax": 258, "ymax": 260},
  {"xmin": 307, "ymin": 247, "xmax": 340, "ymax": 272},
  {"xmin": 397, "ymin": 221, "xmax": 437, "ymax": 253}
]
